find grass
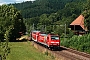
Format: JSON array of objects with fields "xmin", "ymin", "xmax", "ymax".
[{"xmin": 6, "ymin": 41, "xmax": 54, "ymax": 60}]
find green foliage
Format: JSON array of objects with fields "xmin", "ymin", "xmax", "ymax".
[
  {"xmin": 0, "ymin": 17, "xmax": 13, "ymax": 60},
  {"xmin": 10, "ymin": 0, "xmax": 85, "ymax": 18},
  {"xmin": 0, "ymin": 5, "xmax": 26, "ymax": 41},
  {"xmin": 22, "ymin": 0, "xmax": 86, "ymax": 36},
  {"xmin": 82, "ymin": 0, "xmax": 90, "ymax": 32},
  {"xmin": 61, "ymin": 34, "xmax": 90, "ymax": 54},
  {"xmin": 0, "ymin": 42, "xmax": 10, "ymax": 60}
]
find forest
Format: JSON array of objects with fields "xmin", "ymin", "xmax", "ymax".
[
  {"xmin": 10, "ymin": 0, "xmax": 87, "ymax": 35},
  {"xmin": 11, "ymin": 0, "xmax": 90, "ymax": 54},
  {"xmin": 0, "ymin": 0, "xmax": 90, "ymax": 59}
]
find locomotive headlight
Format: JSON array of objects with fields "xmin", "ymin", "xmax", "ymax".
[{"xmin": 51, "ymin": 42, "xmax": 54, "ymax": 43}]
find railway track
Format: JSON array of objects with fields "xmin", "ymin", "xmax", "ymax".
[
  {"xmin": 53, "ymin": 46, "xmax": 90, "ymax": 60},
  {"xmin": 31, "ymin": 41, "xmax": 90, "ymax": 60},
  {"xmin": 53, "ymin": 51, "xmax": 81, "ymax": 60},
  {"xmin": 60, "ymin": 46, "xmax": 90, "ymax": 60}
]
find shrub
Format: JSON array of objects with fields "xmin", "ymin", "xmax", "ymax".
[{"xmin": 61, "ymin": 34, "xmax": 90, "ymax": 54}]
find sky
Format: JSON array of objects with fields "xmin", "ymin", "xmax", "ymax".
[{"xmin": 0, "ymin": 0, "xmax": 35, "ymax": 5}]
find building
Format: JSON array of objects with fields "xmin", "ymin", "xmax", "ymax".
[{"xmin": 70, "ymin": 15, "xmax": 88, "ymax": 35}]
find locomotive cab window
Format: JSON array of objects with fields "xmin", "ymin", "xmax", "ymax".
[
  {"xmin": 51, "ymin": 36, "xmax": 59, "ymax": 40},
  {"xmin": 33, "ymin": 32, "xmax": 36, "ymax": 34}
]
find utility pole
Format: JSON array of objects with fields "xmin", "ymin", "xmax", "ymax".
[
  {"xmin": 41, "ymin": 25, "xmax": 44, "ymax": 32},
  {"xmin": 59, "ymin": 24, "xmax": 66, "ymax": 40},
  {"xmin": 33, "ymin": 23, "xmax": 34, "ymax": 30},
  {"xmin": 45, "ymin": 25, "xmax": 46, "ymax": 32},
  {"xmin": 65, "ymin": 24, "xmax": 66, "ymax": 40}
]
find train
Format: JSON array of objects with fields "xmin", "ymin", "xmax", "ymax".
[{"xmin": 31, "ymin": 30, "xmax": 60, "ymax": 49}]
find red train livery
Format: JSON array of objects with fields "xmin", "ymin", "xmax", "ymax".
[{"xmin": 31, "ymin": 30, "xmax": 60, "ymax": 49}]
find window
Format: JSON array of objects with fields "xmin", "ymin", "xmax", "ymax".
[{"xmin": 51, "ymin": 36, "xmax": 59, "ymax": 40}]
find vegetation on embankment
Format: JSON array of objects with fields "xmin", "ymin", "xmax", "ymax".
[
  {"xmin": 6, "ymin": 42, "xmax": 54, "ymax": 60},
  {"xmin": 61, "ymin": 34, "xmax": 90, "ymax": 54}
]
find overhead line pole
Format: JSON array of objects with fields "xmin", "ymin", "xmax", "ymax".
[
  {"xmin": 65, "ymin": 24, "xmax": 66, "ymax": 40},
  {"xmin": 59, "ymin": 24, "xmax": 66, "ymax": 40}
]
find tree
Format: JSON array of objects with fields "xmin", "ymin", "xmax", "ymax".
[
  {"xmin": 39, "ymin": 14, "xmax": 51, "ymax": 25},
  {"xmin": 0, "ymin": 5, "xmax": 26, "ymax": 41},
  {"xmin": 82, "ymin": 0, "xmax": 90, "ymax": 32}
]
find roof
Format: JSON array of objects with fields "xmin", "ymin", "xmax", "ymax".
[{"xmin": 70, "ymin": 15, "xmax": 88, "ymax": 31}]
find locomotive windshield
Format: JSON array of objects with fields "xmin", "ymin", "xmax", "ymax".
[{"xmin": 51, "ymin": 36, "xmax": 59, "ymax": 40}]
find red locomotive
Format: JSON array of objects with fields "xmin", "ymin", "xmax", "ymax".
[{"xmin": 31, "ymin": 30, "xmax": 60, "ymax": 49}]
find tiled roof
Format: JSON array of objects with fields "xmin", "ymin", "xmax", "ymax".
[{"xmin": 70, "ymin": 15, "xmax": 88, "ymax": 31}]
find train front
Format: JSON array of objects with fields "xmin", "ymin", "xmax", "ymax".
[{"xmin": 48, "ymin": 34, "xmax": 60, "ymax": 49}]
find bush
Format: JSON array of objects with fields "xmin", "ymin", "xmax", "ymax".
[{"xmin": 61, "ymin": 34, "xmax": 90, "ymax": 54}]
